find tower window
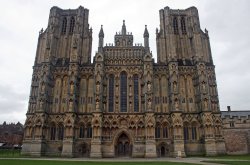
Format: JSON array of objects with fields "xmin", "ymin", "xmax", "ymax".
[
  {"xmin": 62, "ymin": 17, "xmax": 67, "ymax": 35},
  {"xmin": 69, "ymin": 16, "xmax": 75, "ymax": 34},
  {"xmin": 173, "ymin": 17, "xmax": 178, "ymax": 34},
  {"xmin": 120, "ymin": 71, "xmax": 127, "ymax": 112},
  {"xmin": 181, "ymin": 17, "xmax": 187, "ymax": 34},
  {"xmin": 133, "ymin": 75, "xmax": 139, "ymax": 112},
  {"xmin": 108, "ymin": 74, "xmax": 114, "ymax": 112},
  {"xmin": 229, "ymin": 121, "xmax": 235, "ymax": 127}
]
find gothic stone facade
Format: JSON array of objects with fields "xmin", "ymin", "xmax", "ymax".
[{"xmin": 22, "ymin": 6, "xmax": 226, "ymax": 157}]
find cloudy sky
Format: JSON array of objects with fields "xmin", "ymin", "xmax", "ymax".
[{"xmin": 0, "ymin": 0, "xmax": 249, "ymax": 124}]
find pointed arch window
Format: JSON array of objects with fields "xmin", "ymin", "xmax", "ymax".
[
  {"xmin": 79, "ymin": 124, "xmax": 85, "ymax": 138},
  {"xmin": 181, "ymin": 17, "xmax": 187, "ymax": 34},
  {"xmin": 155, "ymin": 125, "xmax": 161, "ymax": 138},
  {"xmin": 163, "ymin": 126, "xmax": 168, "ymax": 138},
  {"xmin": 69, "ymin": 16, "xmax": 75, "ymax": 34},
  {"xmin": 191, "ymin": 126, "xmax": 197, "ymax": 140},
  {"xmin": 173, "ymin": 17, "xmax": 179, "ymax": 34},
  {"xmin": 62, "ymin": 17, "xmax": 67, "ymax": 34},
  {"xmin": 50, "ymin": 124, "xmax": 56, "ymax": 140},
  {"xmin": 120, "ymin": 71, "xmax": 127, "ymax": 112},
  {"xmin": 108, "ymin": 74, "xmax": 114, "ymax": 112},
  {"xmin": 58, "ymin": 124, "xmax": 64, "ymax": 140},
  {"xmin": 87, "ymin": 124, "xmax": 92, "ymax": 138},
  {"xmin": 133, "ymin": 74, "xmax": 139, "ymax": 112},
  {"xmin": 184, "ymin": 126, "xmax": 189, "ymax": 140}
]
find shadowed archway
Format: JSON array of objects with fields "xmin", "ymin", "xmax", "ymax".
[{"xmin": 115, "ymin": 132, "xmax": 131, "ymax": 157}]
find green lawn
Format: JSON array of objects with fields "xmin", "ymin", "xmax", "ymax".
[
  {"xmin": 203, "ymin": 161, "xmax": 250, "ymax": 165},
  {"xmin": 202, "ymin": 154, "xmax": 250, "ymax": 165},
  {"xmin": 205, "ymin": 154, "xmax": 250, "ymax": 160},
  {"xmin": 0, "ymin": 149, "xmax": 21, "ymax": 158},
  {"xmin": 0, "ymin": 160, "xmax": 197, "ymax": 165}
]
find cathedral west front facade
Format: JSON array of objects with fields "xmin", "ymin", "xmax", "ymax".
[{"xmin": 22, "ymin": 5, "xmax": 226, "ymax": 157}]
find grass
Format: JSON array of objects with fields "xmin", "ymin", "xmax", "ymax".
[
  {"xmin": 202, "ymin": 155, "xmax": 250, "ymax": 165},
  {"xmin": 203, "ymin": 161, "xmax": 250, "ymax": 165},
  {"xmin": 0, "ymin": 149, "xmax": 21, "ymax": 158},
  {"xmin": 205, "ymin": 154, "xmax": 250, "ymax": 160},
  {"xmin": 0, "ymin": 160, "xmax": 197, "ymax": 165}
]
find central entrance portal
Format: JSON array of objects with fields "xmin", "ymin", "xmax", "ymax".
[{"xmin": 115, "ymin": 133, "xmax": 131, "ymax": 157}]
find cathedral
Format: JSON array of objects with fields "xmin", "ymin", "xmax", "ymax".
[{"xmin": 22, "ymin": 5, "xmax": 226, "ymax": 157}]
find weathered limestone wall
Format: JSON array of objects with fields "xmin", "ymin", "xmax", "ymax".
[{"xmin": 224, "ymin": 129, "xmax": 250, "ymax": 154}]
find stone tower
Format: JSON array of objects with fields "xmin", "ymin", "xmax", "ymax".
[{"xmin": 22, "ymin": 6, "xmax": 226, "ymax": 157}]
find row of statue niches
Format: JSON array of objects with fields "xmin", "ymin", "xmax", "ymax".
[
  {"xmin": 104, "ymin": 51, "xmax": 144, "ymax": 58},
  {"xmin": 105, "ymin": 43, "xmax": 143, "ymax": 47},
  {"xmin": 116, "ymin": 32, "xmax": 132, "ymax": 35},
  {"xmin": 104, "ymin": 59, "xmax": 142, "ymax": 65}
]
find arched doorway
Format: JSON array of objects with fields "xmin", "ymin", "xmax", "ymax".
[
  {"xmin": 157, "ymin": 143, "xmax": 170, "ymax": 157},
  {"xmin": 76, "ymin": 143, "xmax": 89, "ymax": 157},
  {"xmin": 161, "ymin": 146, "xmax": 165, "ymax": 157},
  {"xmin": 115, "ymin": 133, "xmax": 131, "ymax": 157}
]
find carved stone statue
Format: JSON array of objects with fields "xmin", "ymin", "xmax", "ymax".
[
  {"xmin": 72, "ymin": 38, "xmax": 78, "ymax": 48},
  {"xmin": 204, "ymin": 99, "xmax": 208, "ymax": 110},
  {"xmin": 69, "ymin": 101, "xmax": 73, "ymax": 111},
  {"xmin": 202, "ymin": 82, "xmax": 206, "ymax": 92},
  {"xmin": 96, "ymin": 83, "xmax": 100, "ymax": 93},
  {"xmin": 147, "ymin": 82, "xmax": 152, "ymax": 92},
  {"xmin": 175, "ymin": 99, "xmax": 179, "ymax": 110},
  {"xmin": 148, "ymin": 99, "xmax": 152, "ymax": 109},
  {"xmin": 173, "ymin": 82, "xmax": 177, "ymax": 92},
  {"xmin": 96, "ymin": 100, "xmax": 100, "ymax": 109},
  {"xmin": 41, "ymin": 83, "xmax": 45, "ymax": 93},
  {"xmin": 70, "ymin": 83, "xmax": 74, "ymax": 94}
]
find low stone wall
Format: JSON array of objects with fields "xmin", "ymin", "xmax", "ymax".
[{"xmin": 223, "ymin": 129, "xmax": 250, "ymax": 154}]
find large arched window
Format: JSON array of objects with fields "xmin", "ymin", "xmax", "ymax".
[
  {"xmin": 181, "ymin": 17, "xmax": 187, "ymax": 34},
  {"xmin": 155, "ymin": 124, "xmax": 161, "ymax": 138},
  {"xmin": 50, "ymin": 124, "xmax": 56, "ymax": 140},
  {"xmin": 58, "ymin": 124, "xmax": 64, "ymax": 140},
  {"xmin": 120, "ymin": 71, "xmax": 127, "ymax": 112},
  {"xmin": 191, "ymin": 126, "xmax": 197, "ymax": 140},
  {"xmin": 69, "ymin": 16, "xmax": 75, "ymax": 34},
  {"xmin": 87, "ymin": 124, "xmax": 92, "ymax": 138},
  {"xmin": 133, "ymin": 75, "xmax": 139, "ymax": 112},
  {"xmin": 108, "ymin": 74, "xmax": 114, "ymax": 112},
  {"xmin": 79, "ymin": 124, "xmax": 85, "ymax": 138},
  {"xmin": 163, "ymin": 125, "xmax": 168, "ymax": 138},
  {"xmin": 183, "ymin": 126, "xmax": 189, "ymax": 141},
  {"xmin": 62, "ymin": 17, "xmax": 67, "ymax": 34},
  {"xmin": 173, "ymin": 17, "xmax": 179, "ymax": 34}
]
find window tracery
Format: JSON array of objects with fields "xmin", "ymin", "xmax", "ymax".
[
  {"xmin": 120, "ymin": 71, "xmax": 127, "ymax": 112},
  {"xmin": 62, "ymin": 17, "xmax": 67, "ymax": 34}
]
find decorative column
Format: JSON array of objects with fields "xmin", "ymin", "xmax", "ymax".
[
  {"xmin": 201, "ymin": 112, "xmax": 217, "ymax": 156},
  {"xmin": 90, "ymin": 52, "xmax": 104, "ymax": 158},
  {"xmin": 143, "ymin": 52, "xmax": 157, "ymax": 158},
  {"xmin": 61, "ymin": 33, "xmax": 80, "ymax": 157},
  {"xmin": 168, "ymin": 61, "xmax": 185, "ymax": 157}
]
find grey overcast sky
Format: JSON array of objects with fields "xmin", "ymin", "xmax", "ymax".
[{"xmin": 0, "ymin": 0, "xmax": 249, "ymax": 124}]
